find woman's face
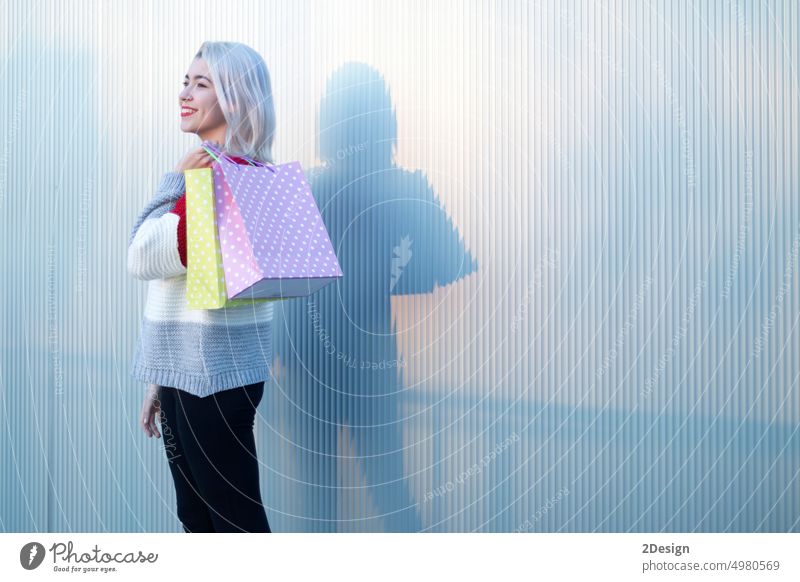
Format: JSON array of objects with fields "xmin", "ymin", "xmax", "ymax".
[{"xmin": 178, "ymin": 57, "xmax": 227, "ymax": 138}]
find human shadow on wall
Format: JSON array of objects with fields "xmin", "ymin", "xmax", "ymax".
[{"xmin": 270, "ymin": 62, "xmax": 477, "ymax": 532}]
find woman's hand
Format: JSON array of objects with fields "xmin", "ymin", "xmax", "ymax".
[
  {"xmin": 174, "ymin": 141, "xmax": 224, "ymax": 172},
  {"xmin": 140, "ymin": 383, "xmax": 162, "ymax": 438}
]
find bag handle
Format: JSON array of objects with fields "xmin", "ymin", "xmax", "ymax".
[{"xmin": 200, "ymin": 141, "xmax": 278, "ymax": 173}]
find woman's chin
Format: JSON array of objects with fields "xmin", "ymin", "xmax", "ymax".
[{"xmin": 179, "ymin": 118, "xmax": 199, "ymax": 132}]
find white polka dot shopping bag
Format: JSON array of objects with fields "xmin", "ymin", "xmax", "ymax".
[{"xmin": 185, "ymin": 141, "xmax": 343, "ymax": 309}]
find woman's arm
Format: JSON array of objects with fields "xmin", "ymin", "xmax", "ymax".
[{"xmin": 127, "ymin": 172, "xmax": 187, "ymax": 281}]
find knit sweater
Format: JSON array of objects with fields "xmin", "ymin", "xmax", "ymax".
[{"xmin": 128, "ymin": 162, "xmax": 275, "ymax": 397}]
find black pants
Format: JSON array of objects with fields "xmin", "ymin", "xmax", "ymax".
[{"xmin": 157, "ymin": 382, "xmax": 271, "ymax": 533}]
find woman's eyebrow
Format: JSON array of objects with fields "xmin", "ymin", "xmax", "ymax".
[{"xmin": 184, "ymin": 74, "xmax": 213, "ymax": 83}]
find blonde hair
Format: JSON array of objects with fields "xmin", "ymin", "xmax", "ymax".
[{"xmin": 194, "ymin": 41, "xmax": 276, "ymax": 164}]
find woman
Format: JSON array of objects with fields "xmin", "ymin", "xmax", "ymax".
[{"xmin": 127, "ymin": 41, "xmax": 277, "ymax": 533}]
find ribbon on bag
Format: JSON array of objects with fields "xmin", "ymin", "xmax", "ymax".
[{"xmin": 199, "ymin": 141, "xmax": 278, "ymax": 174}]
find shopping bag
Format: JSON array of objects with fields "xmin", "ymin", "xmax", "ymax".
[
  {"xmin": 184, "ymin": 166, "xmax": 284, "ymax": 309},
  {"xmin": 200, "ymin": 141, "xmax": 343, "ymax": 299}
]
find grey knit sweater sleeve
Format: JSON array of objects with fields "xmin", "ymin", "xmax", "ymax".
[{"xmin": 128, "ymin": 172, "xmax": 186, "ymax": 247}]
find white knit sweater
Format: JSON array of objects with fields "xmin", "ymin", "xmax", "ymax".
[{"xmin": 128, "ymin": 171, "xmax": 275, "ymax": 397}]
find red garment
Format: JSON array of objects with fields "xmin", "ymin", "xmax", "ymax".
[{"xmin": 171, "ymin": 156, "xmax": 252, "ymax": 267}]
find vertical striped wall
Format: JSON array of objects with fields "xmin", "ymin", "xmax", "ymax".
[{"xmin": 1, "ymin": 0, "xmax": 797, "ymax": 532}]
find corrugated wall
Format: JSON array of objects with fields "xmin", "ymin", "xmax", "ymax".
[{"xmin": 1, "ymin": 0, "xmax": 797, "ymax": 532}]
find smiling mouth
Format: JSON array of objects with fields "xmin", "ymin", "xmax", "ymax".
[{"xmin": 181, "ymin": 108, "xmax": 197, "ymax": 118}]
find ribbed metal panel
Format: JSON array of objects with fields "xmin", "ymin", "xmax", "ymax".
[{"xmin": 1, "ymin": 0, "xmax": 797, "ymax": 532}]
